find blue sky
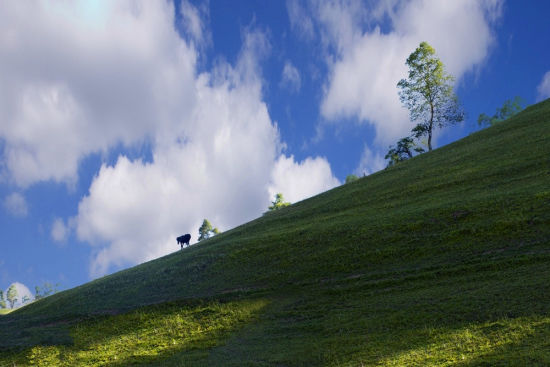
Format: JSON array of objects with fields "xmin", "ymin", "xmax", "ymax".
[{"xmin": 1, "ymin": 0, "xmax": 549, "ymax": 303}]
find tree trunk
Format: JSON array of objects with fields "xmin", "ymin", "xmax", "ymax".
[{"xmin": 428, "ymin": 102, "xmax": 434, "ymax": 151}]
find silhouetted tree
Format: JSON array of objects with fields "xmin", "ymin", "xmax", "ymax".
[
  {"xmin": 397, "ymin": 42, "xmax": 464, "ymax": 151},
  {"xmin": 385, "ymin": 136, "xmax": 425, "ymax": 167}
]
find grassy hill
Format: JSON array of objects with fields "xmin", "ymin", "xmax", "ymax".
[{"xmin": 1, "ymin": 99, "xmax": 549, "ymax": 366}]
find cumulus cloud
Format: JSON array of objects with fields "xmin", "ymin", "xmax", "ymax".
[
  {"xmin": 268, "ymin": 155, "xmax": 341, "ymax": 204},
  {"xmin": 76, "ymin": 58, "xmax": 281, "ymax": 275},
  {"xmin": 0, "ymin": 1, "xmax": 196, "ymax": 187},
  {"xmin": 3, "ymin": 192, "xmax": 28, "ymax": 217},
  {"xmin": 292, "ymin": 0, "xmax": 503, "ymax": 146},
  {"xmin": 0, "ymin": 1, "xmax": 340, "ymax": 277},
  {"xmin": 280, "ymin": 61, "xmax": 302, "ymax": 92},
  {"xmin": 76, "ymin": 42, "xmax": 340, "ymax": 276},
  {"xmin": 20, "ymin": 3, "xmax": 337, "ymax": 277},
  {"xmin": 537, "ymin": 71, "xmax": 550, "ymax": 101},
  {"xmin": 354, "ymin": 145, "xmax": 386, "ymax": 177}
]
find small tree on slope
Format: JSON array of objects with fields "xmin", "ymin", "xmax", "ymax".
[
  {"xmin": 345, "ymin": 174, "xmax": 359, "ymax": 183},
  {"xmin": 385, "ymin": 136, "xmax": 426, "ymax": 167},
  {"xmin": 7, "ymin": 284, "xmax": 18, "ymax": 309},
  {"xmin": 0, "ymin": 290, "xmax": 6, "ymax": 309},
  {"xmin": 268, "ymin": 193, "xmax": 291, "ymax": 211},
  {"xmin": 198, "ymin": 219, "xmax": 220, "ymax": 242},
  {"xmin": 478, "ymin": 96, "xmax": 524, "ymax": 127}
]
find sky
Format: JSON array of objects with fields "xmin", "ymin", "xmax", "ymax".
[{"xmin": 1, "ymin": 0, "xmax": 549, "ymax": 304}]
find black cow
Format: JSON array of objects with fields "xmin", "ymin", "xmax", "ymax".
[{"xmin": 177, "ymin": 234, "xmax": 191, "ymax": 249}]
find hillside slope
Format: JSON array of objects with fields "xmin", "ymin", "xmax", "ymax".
[{"xmin": 1, "ymin": 99, "xmax": 549, "ymax": 366}]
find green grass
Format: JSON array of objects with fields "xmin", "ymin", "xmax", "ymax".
[
  {"xmin": 0, "ymin": 309, "xmax": 12, "ymax": 315},
  {"xmin": 0, "ymin": 99, "xmax": 549, "ymax": 366},
  {"xmin": 0, "ymin": 298, "xmax": 267, "ymax": 366}
]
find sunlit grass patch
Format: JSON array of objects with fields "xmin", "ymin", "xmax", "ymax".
[
  {"xmin": 2, "ymin": 298, "xmax": 268, "ymax": 366},
  {"xmin": 378, "ymin": 316, "xmax": 550, "ymax": 366},
  {"xmin": 0, "ymin": 309, "xmax": 12, "ymax": 315}
]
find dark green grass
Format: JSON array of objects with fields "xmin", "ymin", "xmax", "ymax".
[{"xmin": 1, "ymin": 99, "xmax": 549, "ymax": 366}]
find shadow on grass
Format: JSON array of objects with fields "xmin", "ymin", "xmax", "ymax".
[{"xmin": 204, "ymin": 260, "xmax": 550, "ymax": 366}]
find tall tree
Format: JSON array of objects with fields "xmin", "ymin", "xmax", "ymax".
[
  {"xmin": 478, "ymin": 96, "xmax": 524, "ymax": 127},
  {"xmin": 198, "ymin": 219, "xmax": 220, "ymax": 242},
  {"xmin": 7, "ymin": 284, "xmax": 18, "ymax": 309},
  {"xmin": 268, "ymin": 193, "xmax": 290, "ymax": 211},
  {"xmin": 0, "ymin": 290, "xmax": 6, "ymax": 309},
  {"xmin": 397, "ymin": 42, "xmax": 464, "ymax": 151}
]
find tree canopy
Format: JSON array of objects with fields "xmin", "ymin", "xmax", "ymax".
[
  {"xmin": 397, "ymin": 42, "xmax": 464, "ymax": 152},
  {"xmin": 198, "ymin": 219, "xmax": 220, "ymax": 242},
  {"xmin": 345, "ymin": 174, "xmax": 359, "ymax": 183},
  {"xmin": 7, "ymin": 284, "xmax": 17, "ymax": 309},
  {"xmin": 268, "ymin": 193, "xmax": 291, "ymax": 211}
]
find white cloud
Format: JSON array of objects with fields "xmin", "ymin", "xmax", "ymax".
[
  {"xmin": 63, "ymin": 8, "xmax": 336, "ymax": 277},
  {"xmin": 76, "ymin": 61, "xmax": 281, "ymax": 275},
  {"xmin": 3, "ymin": 192, "xmax": 28, "ymax": 217},
  {"xmin": 268, "ymin": 155, "xmax": 340, "ymax": 204},
  {"xmin": 537, "ymin": 71, "xmax": 550, "ymax": 101},
  {"xmin": 4, "ymin": 282, "xmax": 33, "ymax": 308},
  {"xmin": 280, "ymin": 61, "xmax": 302, "ymax": 92},
  {"xmin": 0, "ymin": 1, "xmax": 196, "ymax": 187},
  {"xmin": 76, "ymin": 53, "xmax": 339, "ymax": 276},
  {"xmin": 313, "ymin": 0, "xmax": 366, "ymax": 55},
  {"xmin": 1, "ymin": 1, "xmax": 339, "ymax": 278},
  {"xmin": 51, "ymin": 217, "xmax": 74, "ymax": 243},
  {"xmin": 297, "ymin": 0, "xmax": 502, "ymax": 146},
  {"xmin": 355, "ymin": 145, "xmax": 386, "ymax": 176},
  {"xmin": 321, "ymin": 30, "xmax": 411, "ymax": 143},
  {"xmin": 390, "ymin": 1, "xmax": 500, "ymax": 79},
  {"xmin": 286, "ymin": 0, "xmax": 315, "ymax": 41},
  {"xmin": 180, "ymin": 0, "xmax": 211, "ymax": 47}
]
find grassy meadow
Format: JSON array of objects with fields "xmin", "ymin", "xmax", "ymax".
[{"xmin": 0, "ymin": 99, "xmax": 549, "ymax": 366}]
